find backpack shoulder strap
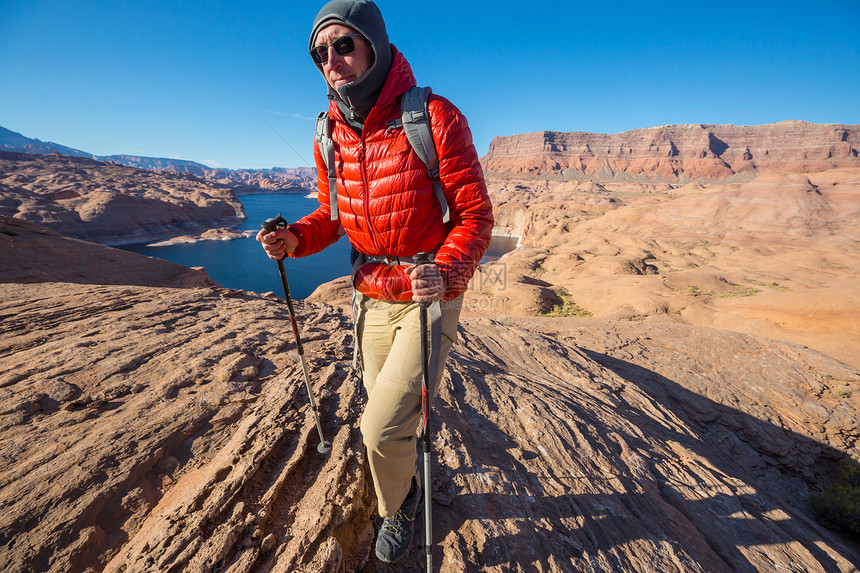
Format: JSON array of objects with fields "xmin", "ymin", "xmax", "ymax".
[
  {"xmin": 400, "ymin": 86, "xmax": 451, "ymax": 223},
  {"xmin": 315, "ymin": 111, "xmax": 338, "ymax": 221}
]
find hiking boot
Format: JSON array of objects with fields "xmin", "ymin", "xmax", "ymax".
[{"xmin": 375, "ymin": 475, "xmax": 422, "ymax": 563}]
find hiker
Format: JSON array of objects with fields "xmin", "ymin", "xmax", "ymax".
[{"xmin": 256, "ymin": 0, "xmax": 493, "ymax": 563}]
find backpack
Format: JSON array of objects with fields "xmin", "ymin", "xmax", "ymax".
[{"xmin": 315, "ymin": 85, "xmax": 451, "ymax": 224}]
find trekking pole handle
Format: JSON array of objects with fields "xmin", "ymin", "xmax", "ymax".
[
  {"xmin": 261, "ymin": 214, "xmax": 288, "ymax": 234},
  {"xmin": 413, "ymin": 252, "xmax": 436, "ymax": 310},
  {"xmin": 261, "ymin": 214, "xmax": 289, "ymax": 260},
  {"xmin": 413, "ymin": 252, "xmax": 434, "ymax": 266}
]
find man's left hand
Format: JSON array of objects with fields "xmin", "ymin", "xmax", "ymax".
[{"xmin": 407, "ymin": 264, "xmax": 445, "ymax": 302}]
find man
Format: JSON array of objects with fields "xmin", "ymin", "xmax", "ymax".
[{"xmin": 256, "ymin": 0, "xmax": 493, "ymax": 562}]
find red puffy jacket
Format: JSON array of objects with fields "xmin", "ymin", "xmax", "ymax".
[{"xmin": 288, "ymin": 46, "xmax": 494, "ymax": 302}]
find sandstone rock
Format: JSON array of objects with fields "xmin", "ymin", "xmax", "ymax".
[
  {"xmin": 483, "ymin": 121, "xmax": 860, "ymax": 182},
  {"xmin": 2, "ymin": 196, "xmax": 859, "ymax": 572},
  {"xmin": 147, "ymin": 227, "xmax": 257, "ymax": 246},
  {"xmin": 0, "ymin": 151, "xmax": 246, "ymax": 245},
  {"xmin": 39, "ymin": 377, "xmax": 81, "ymax": 403},
  {"xmin": 0, "ymin": 216, "xmax": 216, "ymax": 288},
  {"xmin": 305, "ymin": 275, "xmax": 353, "ymax": 308},
  {"xmin": 1, "ymin": 126, "xmax": 317, "ymax": 195}
]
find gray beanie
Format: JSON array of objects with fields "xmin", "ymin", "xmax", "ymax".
[{"xmin": 309, "ymin": 0, "xmax": 392, "ymax": 125}]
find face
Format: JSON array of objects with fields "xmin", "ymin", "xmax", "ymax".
[{"xmin": 313, "ymin": 24, "xmax": 373, "ymax": 89}]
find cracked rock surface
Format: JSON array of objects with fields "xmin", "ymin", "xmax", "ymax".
[{"xmin": 1, "ymin": 216, "xmax": 859, "ymax": 572}]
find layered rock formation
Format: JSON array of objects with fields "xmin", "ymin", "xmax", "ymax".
[
  {"xmin": 2, "ymin": 215, "xmax": 860, "ymax": 572},
  {"xmin": 177, "ymin": 166, "xmax": 316, "ymax": 195},
  {"xmin": 472, "ymin": 122, "xmax": 860, "ymax": 370},
  {"xmin": 483, "ymin": 121, "xmax": 860, "ymax": 181},
  {"xmin": 0, "ymin": 151, "xmax": 246, "ymax": 245},
  {"xmin": 473, "ymin": 168, "xmax": 860, "ymax": 369}
]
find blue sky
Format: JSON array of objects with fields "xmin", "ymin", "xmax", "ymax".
[{"xmin": 2, "ymin": 0, "xmax": 859, "ymax": 169}]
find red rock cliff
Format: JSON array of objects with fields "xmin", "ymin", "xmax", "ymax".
[{"xmin": 483, "ymin": 121, "xmax": 860, "ymax": 181}]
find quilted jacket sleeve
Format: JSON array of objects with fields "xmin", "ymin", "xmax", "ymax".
[{"xmin": 429, "ymin": 95, "xmax": 494, "ymax": 300}]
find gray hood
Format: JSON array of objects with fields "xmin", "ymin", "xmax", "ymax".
[{"xmin": 309, "ymin": 0, "xmax": 392, "ymax": 125}]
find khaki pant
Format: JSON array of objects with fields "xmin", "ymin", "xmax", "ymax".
[{"xmin": 356, "ymin": 293, "xmax": 462, "ymax": 518}]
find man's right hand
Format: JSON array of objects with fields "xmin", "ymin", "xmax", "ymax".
[{"xmin": 256, "ymin": 227, "xmax": 299, "ymax": 260}]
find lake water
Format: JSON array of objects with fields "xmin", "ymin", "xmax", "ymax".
[{"xmin": 122, "ymin": 194, "xmax": 517, "ymax": 299}]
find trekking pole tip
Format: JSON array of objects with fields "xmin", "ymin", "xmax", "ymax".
[{"xmin": 318, "ymin": 441, "xmax": 332, "ymax": 454}]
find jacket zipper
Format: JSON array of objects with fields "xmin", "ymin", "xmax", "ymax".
[{"xmin": 359, "ymin": 137, "xmax": 382, "ymax": 254}]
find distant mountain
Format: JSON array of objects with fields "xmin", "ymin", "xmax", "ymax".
[
  {"xmin": 0, "ymin": 126, "xmax": 212, "ymax": 170},
  {"xmin": 0, "ymin": 126, "xmax": 95, "ymax": 159},
  {"xmin": 0, "ymin": 125, "xmax": 315, "ymax": 193},
  {"xmin": 98, "ymin": 154, "xmax": 211, "ymax": 171}
]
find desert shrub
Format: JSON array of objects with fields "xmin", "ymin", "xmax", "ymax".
[
  {"xmin": 811, "ymin": 456, "xmax": 860, "ymax": 540},
  {"xmin": 746, "ymin": 278, "xmax": 790, "ymax": 291},
  {"xmin": 684, "ymin": 283, "xmax": 758, "ymax": 298},
  {"xmin": 717, "ymin": 284, "xmax": 758, "ymax": 298},
  {"xmin": 543, "ymin": 291, "xmax": 592, "ymax": 318}
]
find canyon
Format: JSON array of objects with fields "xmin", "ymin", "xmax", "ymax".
[
  {"xmin": 466, "ymin": 121, "xmax": 860, "ymax": 370},
  {"xmin": 1, "ymin": 120, "xmax": 859, "ymax": 571}
]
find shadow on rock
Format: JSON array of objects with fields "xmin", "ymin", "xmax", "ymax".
[{"xmin": 416, "ymin": 318, "xmax": 860, "ymax": 572}]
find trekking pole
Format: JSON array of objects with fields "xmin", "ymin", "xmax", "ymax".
[
  {"xmin": 413, "ymin": 251, "xmax": 435, "ymax": 571},
  {"xmin": 261, "ymin": 215, "xmax": 332, "ymax": 455}
]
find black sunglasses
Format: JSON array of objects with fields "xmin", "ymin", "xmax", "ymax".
[{"xmin": 310, "ymin": 34, "xmax": 360, "ymax": 65}]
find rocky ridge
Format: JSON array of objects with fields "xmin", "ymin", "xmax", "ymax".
[
  {"xmin": 169, "ymin": 166, "xmax": 316, "ymax": 196},
  {"xmin": 0, "ymin": 151, "xmax": 246, "ymax": 246},
  {"xmin": 2, "ymin": 216, "xmax": 860, "ymax": 571},
  {"xmin": 483, "ymin": 121, "xmax": 860, "ymax": 181}
]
